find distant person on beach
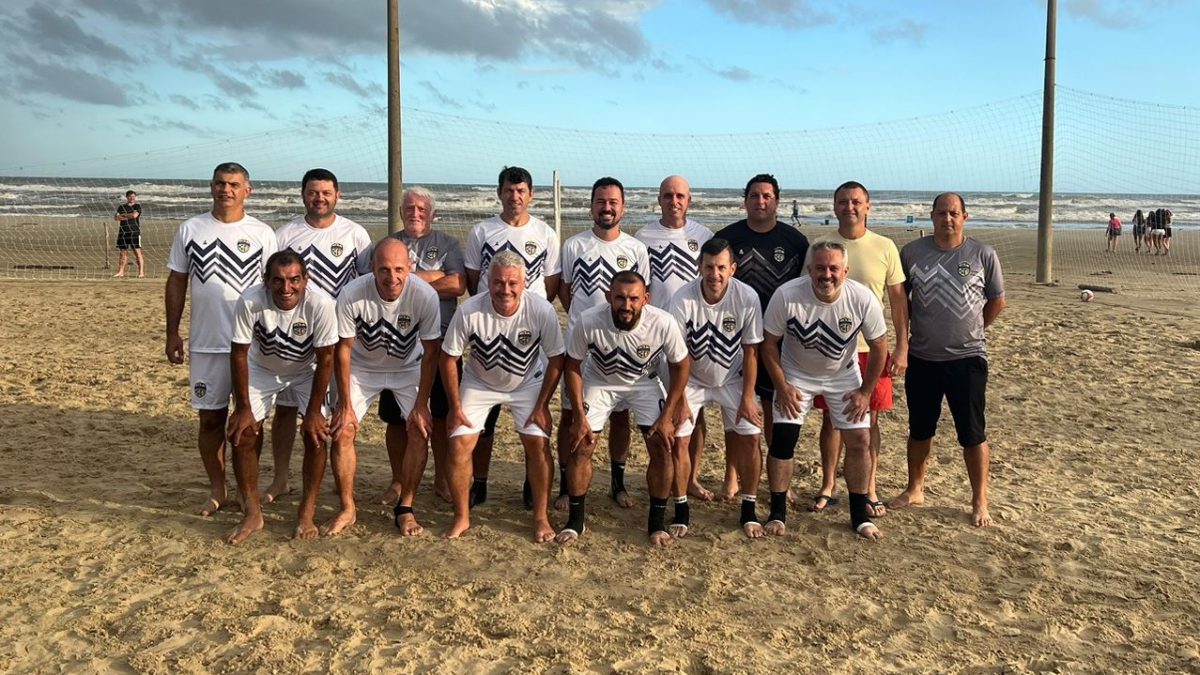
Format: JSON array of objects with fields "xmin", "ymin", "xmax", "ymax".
[
  {"xmin": 463, "ymin": 167, "xmax": 560, "ymax": 507},
  {"xmin": 558, "ymin": 177, "xmax": 650, "ymax": 512},
  {"xmin": 329, "ymin": 238, "xmax": 442, "ymax": 537},
  {"xmin": 1161, "ymin": 208, "xmax": 1173, "ymax": 254},
  {"xmin": 889, "ymin": 193, "xmax": 1005, "ymax": 527},
  {"xmin": 713, "ymin": 174, "xmax": 809, "ymax": 502},
  {"xmin": 791, "ymin": 199, "xmax": 802, "ymax": 227},
  {"xmin": 760, "ymin": 241, "xmax": 888, "ymax": 540},
  {"xmin": 804, "ymin": 181, "xmax": 908, "ymax": 519},
  {"xmin": 1148, "ymin": 208, "xmax": 1166, "ymax": 255},
  {"xmin": 269, "ymin": 168, "xmax": 371, "ymax": 505},
  {"xmin": 557, "ymin": 270, "xmax": 690, "ymax": 546},
  {"xmin": 113, "ymin": 190, "xmax": 144, "ymax": 278},
  {"xmin": 439, "ymin": 251, "xmax": 564, "ymax": 541},
  {"xmin": 1106, "ymin": 212, "xmax": 1122, "ymax": 252},
  {"xmin": 225, "ymin": 250, "xmax": 337, "ymax": 544},
  {"xmin": 634, "ymin": 175, "xmax": 717, "ymax": 502},
  {"xmin": 379, "ymin": 187, "xmax": 465, "ymax": 508},
  {"xmin": 165, "ymin": 162, "xmax": 278, "ymax": 517},
  {"xmin": 668, "ymin": 238, "xmax": 765, "ymax": 538},
  {"xmin": 1132, "ymin": 209, "xmax": 1147, "ymax": 253}
]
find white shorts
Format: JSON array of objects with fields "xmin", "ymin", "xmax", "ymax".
[
  {"xmin": 772, "ymin": 371, "xmax": 868, "ymax": 431},
  {"xmin": 561, "ymin": 379, "xmax": 627, "ymax": 414},
  {"xmin": 581, "ymin": 378, "xmax": 667, "ymax": 432},
  {"xmin": 274, "ymin": 387, "xmax": 299, "ymax": 408},
  {"xmin": 450, "ymin": 375, "xmax": 547, "ymax": 439},
  {"xmin": 1151, "ymin": 228, "xmax": 1166, "ymax": 236},
  {"xmin": 345, "ymin": 364, "xmax": 421, "ymax": 423},
  {"xmin": 246, "ymin": 364, "xmax": 325, "ymax": 422},
  {"xmin": 675, "ymin": 379, "xmax": 760, "ymax": 437},
  {"xmin": 190, "ymin": 352, "xmax": 232, "ymax": 410}
]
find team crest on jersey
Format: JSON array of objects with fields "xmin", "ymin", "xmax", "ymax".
[
  {"xmin": 957, "ymin": 261, "xmax": 971, "ymax": 277},
  {"xmin": 330, "ymin": 242, "xmax": 344, "ymax": 258},
  {"xmin": 524, "ymin": 241, "xmax": 538, "ymax": 256},
  {"xmin": 636, "ymin": 344, "xmax": 651, "ymax": 359},
  {"xmin": 687, "ymin": 239, "xmax": 699, "ymax": 252},
  {"xmin": 616, "ymin": 255, "xmax": 630, "ymax": 269},
  {"xmin": 237, "ymin": 239, "xmax": 251, "ymax": 254},
  {"xmin": 722, "ymin": 315, "xmax": 737, "ymax": 333},
  {"xmin": 425, "ymin": 247, "xmax": 438, "ymax": 261},
  {"xmin": 773, "ymin": 247, "xmax": 786, "ymax": 263},
  {"xmin": 292, "ymin": 320, "xmax": 309, "ymax": 337},
  {"xmin": 582, "ymin": 402, "xmax": 590, "ymax": 414},
  {"xmin": 838, "ymin": 317, "xmax": 853, "ymax": 333},
  {"xmin": 398, "ymin": 314, "xmax": 412, "ymax": 330},
  {"xmin": 193, "ymin": 382, "xmax": 207, "ymax": 399},
  {"xmin": 518, "ymin": 329, "xmax": 532, "ymax": 346}
]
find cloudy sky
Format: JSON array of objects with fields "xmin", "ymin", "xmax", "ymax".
[{"xmin": 1, "ymin": 0, "xmax": 1197, "ymax": 183}]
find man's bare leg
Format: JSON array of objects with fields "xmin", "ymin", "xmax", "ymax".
[
  {"xmin": 134, "ymin": 248, "xmax": 146, "ymax": 277},
  {"xmin": 114, "ymin": 250, "xmax": 129, "ymax": 278},
  {"xmin": 609, "ymin": 410, "xmax": 634, "ymax": 507},
  {"xmin": 687, "ymin": 415, "xmax": 714, "ymax": 500},
  {"xmin": 380, "ymin": 422, "xmax": 408, "ymax": 506},
  {"xmin": 732, "ymin": 432, "xmax": 763, "ymax": 538},
  {"xmin": 266, "ymin": 405, "xmax": 298, "ymax": 503},
  {"xmin": 520, "ymin": 433, "xmax": 556, "ymax": 543},
  {"xmin": 395, "ymin": 425, "xmax": 430, "ymax": 536},
  {"xmin": 443, "ymin": 433, "xmax": 476, "ymax": 539},
  {"xmin": 843, "ymin": 428, "xmax": 882, "ymax": 541},
  {"xmin": 470, "ymin": 425, "xmax": 492, "ymax": 505},
  {"xmin": 764, "ymin": 439, "xmax": 793, "ymax": 537},
  {"xmin": 556, "ymin": 432, "xmax": 596, "ymax": 545},
  {"xmin": 964, "ymin": 441, "xmax": 992, "ymax": 527},
  {"xmin": 668, "ymin": 433, "xmax": 691, "ymax": 538},
  {"xmin": 813, "ymin": 412, "xmax": 841, "ymax": 511},
  {"xmin": 645, "ymin": 433, "xmax": 674, "ymax": 547},
  {"xmin": 554, "ymin": 408, "xmax": 574, "ymax": 511},
  {"xmin": 431, "ymin": 418, "xmax": 451, "ymax": 502},
  {"xmin": 721, "ymin": 430, "xmax": 739, "ymax": 501},
  {"xmin": 197, "ymin": 408, "xmax": 230, "ymax": 515},
  {"xmin": 228, "ymin": 425, "xmax": 265, "ymax": 544},
  {"xmin": 295, "ymin": 432, "xmax": 327, "ymax": 539},
  {"xmin": 324, "ymin": 433, "xmax": 358, "ymax": 535},
  {"xmin": 866, "ymin": 413, "xmax": 885, "ymax": 517},
  {"xmin": 888, "ymin": 436, "xmax": 931, "ymax": 510}
]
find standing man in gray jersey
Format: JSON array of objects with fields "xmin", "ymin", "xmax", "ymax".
[{"xmin": 888, "ymin": 193, "xmax": 1005, "ymax": 527}]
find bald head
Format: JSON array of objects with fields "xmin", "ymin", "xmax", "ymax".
[
  {"xmin": 372, "ymin": 237, "xmax": 412, "ymax": 301},
  {"xmin": 658, "ymin": 174, "xmax": 692, "ymax": 228}
]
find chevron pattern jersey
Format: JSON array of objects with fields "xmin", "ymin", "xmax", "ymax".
[
  {"xmin": 464, "ymin": 216, "xmax": 561, "ymax": 301},
  {"xmin": 634, "ymin": 219, "xmax": 713, "ymax": 310},
  {"xmin": 669, "ymin": 277, "xmax": 764, "ymax": 388},
  {"xmin": 336, "ymin": 273, "xmax": 442, "ymax": 372},
  {"xmin": 276, "ymin": 215, "xmax": 371, "ymax": 298},
  {"xmin": 566, "ymin": 304, "xmax": 688, "ymax": 387},
  {"xmin": 442, "ymin": 293, "xmax": 565, "ymax": 392},
  {"xmin": 712, "ymin": 219, "xmax": 810, "ymax": 311},
  {"xmin": 562, "ymin": 230, "xmax": 650, "ymax": 324},
  {"xmin": 900, "ymin": 236, "xmax": 1005, "ymax": 361},
  {"xmin": 232, "ymin": 285, "xmax": 339, "ymax": 377},
  {"xmin": 764, "ymin": 277, "xmax": 886, "ymax": 384}
]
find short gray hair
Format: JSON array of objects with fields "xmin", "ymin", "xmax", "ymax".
[
  {"xmin": 489, "ymin": 250, "xmax": 525, "ymax": 273},
  {"xmin": 402, "ymin": 186, "xmax": 436, "ymax": 212},
  {"xmin": 810, "ymin": 240, "xmax": 847, "ymax": 257}
]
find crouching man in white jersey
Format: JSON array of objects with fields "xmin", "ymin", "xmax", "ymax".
[
  {"xmin": 558, "ymin": 271, "xmax": 690, "ymax": 546},
  {"xmin": 328, "ymin": 238, "xmax": 442, "ymax": 536},
  {"xmin": 225, "ymin": 250, "xmax": 338, "ymax": 544},
  {"xmin": 440, "ymin": 251, "xmax": 565, "ymax": 541},
  {"xmin": 761, "ymin": 242, "xmax": 888, "ymax": 540},
  {"xmin": 669, "ymin": 238, "xmax": 765, "ymax": 538}
]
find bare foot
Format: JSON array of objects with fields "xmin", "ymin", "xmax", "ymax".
[
  {"xmin": 867, "ymin": 499, "xmax": 887, "ymax": 518},
  {"xmin": 611, "ymin": 490, "xmax": 636, "ymax": 508},
  {"xmin": 554, "ymin": 493, "xmax": 570, "ymax": 512},
  {"xmin": 136, "ymin": 273, "xmax": 145, "ymax": 278},
  {"xmin": 808, "ymin": 493, "xmax": 837, "ymax": 513},
  {"xmin": 379, "ymin": 484, "xmax": 402, "ymax": 507},
  {"xmin": 395, "ymin": 512, "xmax": 424, "ymax": 537},
  {"xmin": 720, "ymin": 487, "xmax": 738, "ymax": 502},
  {"xmin": 763, "ymin": 519, "xmax": 786, "ymax": 536},
  {"xmin": 197, "ymin": 496, "xmax": 234, "ymax": 517},
  {"xmin": 293, "ymin": 518, "xmax": 320, "ymax": 540},
  {"xmin": 264, "ymin": 482, "xmax": 292, "ymax": 504},
  {"xmin": 435, "ymin": 484, "xmax": 451, "ymax": 504},
  {"xmin": 555, "ymin": 527, "xmax": 582, "ymax": 545},
  {"xmin": 742, "ymin": 521, "xmax": 764, "ymax": 539},
  {"xmin": 856, "ymin": 521, "xmax": 883, "ymax": 541},
  {"xmin": 787, "ymin": 488, "xmax": 802, "ymax": 507},
  {"xmin": 887, "ymin": 490, "xmax": 925, "ymax": 510},
  {"xmin": 113, "ymin": 273, "xmax": 125, "ymax": 278},
  {"xmin": 669, "ymin": 523, "xmax": 689, "ymax": 538},
  {"xmin": 648, "ymin": 530, "xmax": 673, "ymax": 547},
  {"xmin": 532, "ymin": 519, "xmax": 556, "ymax": 543},
  {"xmin": 225, "ymin": 512, "xmax": 264, "ymax": 544},
  {"xmin": 321, "ymin": 509, "xmax": 357, "ymax": 536},
  {"xmin": 972, "ymin": 506, "xmax": 993, "ymax": 527},
  {"xmin": 441, "ymin": 516, "xmax": 471, "ymax": 540},
  {"xmin": 687, "ymin": 481, "xmax": 714, "ymax": 501}
]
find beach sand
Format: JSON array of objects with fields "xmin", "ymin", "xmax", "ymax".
[{"xmin": 1, "ymin": 235, "xmax": 1199, "ymax": 672}]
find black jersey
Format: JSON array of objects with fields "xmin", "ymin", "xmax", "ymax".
[
  {"xmin": 117, "ymin": 203, "xmax": 141, "ymax": 228},
  {"xmin": 713, "ymin": 219, "xmax": 810, "ymax": 310}
]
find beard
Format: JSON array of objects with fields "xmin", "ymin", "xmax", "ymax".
[
  {"xmin": 611, "ymin": 307, "xmax": 640, "ymax": 330},
  {"xmin": 593, "ymin": 213, "xmax": 621, "ymax": 230}
]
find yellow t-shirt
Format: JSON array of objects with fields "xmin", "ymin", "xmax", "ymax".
[{"xmin": 805, "ymin": 229, "xmax": 904, "ymax": 351}]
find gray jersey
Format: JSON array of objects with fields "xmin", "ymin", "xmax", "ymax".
[
  {"xmin": 900, "ymin": 236, "xmax": 1004, "ymax": 361},
  {"xmin": 390, "ymin": 229, "xmax": 466, "ymax": 336}
]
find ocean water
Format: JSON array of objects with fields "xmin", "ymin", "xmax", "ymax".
[{"xmin": 0, "ymin": 177, "xmax": 1195, "ymax": 230}]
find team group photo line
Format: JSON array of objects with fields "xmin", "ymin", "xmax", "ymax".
[{"xmin": 161, "ymin": 161, "xmax": 1005, "ymax": 547}]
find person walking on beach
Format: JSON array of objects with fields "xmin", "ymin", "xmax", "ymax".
[
  {"xmin": 165, "ymin": 162, "xmax": 278, "ymax": 517},
  {"xmin": 377, "ymin": 187, "xmax": 466, "ymax": 507},
  {"xmin": 269, "ymin": 168, "xmax": 371, "ymax": 505},
  {"xmin": 329, "ymin": 238, "xmax": 442, "ymax": 536},
  {"xmin": 634, "ymin": 175, "xmax": 718, "ymax": 501},
  {"xmin": 1106, "ymin": 212, "xmax": 1122, "ymax": 252},
  {"xmin": 1147, "ymin": 209, "xmax": 1166, "ymax": 255},
  {"xmin": 557, "ymin": 271, "xmax": 690, "ymax": 546},
  {"xmin": 463, "ymin": 167, "xmax": 560, "ymax": 507},
  {"xmin": 888, "ymin": 193, "xmax": 1006, "ymax": 528},
  {"xmin": 439, "ymin": 251, "xmax": 565, "ymax": 541},
  {"xmin": 1161, "ymin": 208, "xmax": 1173, "ymax": 255},
  {"xmin": 113, "ymin": 190, "xmax": 145, "ymax": 278},
  {"xmin": 805, "ymin": 181, "xmax": 908, "ymax": 518},
  {"xmin": 791, "ymin": 199, "xmax": 802, "ymax": 227},
  {"xmin": 1132, "ymin": 209, "xmax": 1147, "ymax": 253},
  {"xmin": 225, "ymin": 250, "xmax": 337, "ymax": 544},
  {"xmin": 759, "ymin": 241, "xmax": 889, "ymax": 540}
]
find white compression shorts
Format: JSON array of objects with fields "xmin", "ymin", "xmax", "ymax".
[{"xmin": 675, "ymin": 378, "xmax": 760, "ymax": 437}]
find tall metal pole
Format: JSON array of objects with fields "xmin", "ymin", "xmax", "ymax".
[
  {"xmin": 387, "ymin": 0, "xmax": 403, "ymax": 235},
  {"xmin": 1036, "ymin": 0, "xmax": 1056, "ymax": 283}
]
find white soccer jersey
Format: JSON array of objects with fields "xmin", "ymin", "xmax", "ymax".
[
  {"xmin": 167, "ymin": 212, "xmax": 278, "ymax": 354},
  {"xmin": 232, "ymin": 285, "xmax": 339, "ymax": 377},
  {"xmin": 442, "ymin": 293, "xmax": 565, "ymax": 392},
  {"xmin": 464, "ymin": 215, "xmax": 561, "ymax": 301},
  {"xmin": 336, "ymin": 273, "xmax": 442, "ymax": 373},
  {"xmin": 634, "ymin": 219, "xmax": 713, "ymax": 310},
  {"xmin": 275, "ymin": 214, "xmax": 372, "ymax": 298},
  {"xmin": 670, "ymin": 277, "xmax": 763, "ymax": 388},
  {"xmin": 763, "ymin": 277, "xmax": 886, "ymax": 382},
  {"xmin": 567, "ymin": 304, "xmax": 688, "ymax": 387},
  {"xmin": 561, "ymin": 230, "xmax": 651, "ymax": 324}
]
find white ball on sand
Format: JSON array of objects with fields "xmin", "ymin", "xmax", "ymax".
[{"xmin": 1080, "ymin": 289, "xmax": 1095, "ymax": 302}]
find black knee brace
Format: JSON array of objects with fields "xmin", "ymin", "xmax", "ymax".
[{"xmin": 767, "ymin": 423, "xmax": 802, "ymax": 460}]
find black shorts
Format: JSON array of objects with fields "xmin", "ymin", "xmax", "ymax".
[
  {"xmin": 904, "ymin": 355, "xmax": 988, "ymax": 448},
  {"xmin": 116, "ymin": 226, "xmax": 141, "ymax": 250},
  {"xmin": 754, "ymin": 339, "xmax": 777, "ymax": 400},
  {"xmin": 378, "ymin": 360, "xmax": 458, "ymax": 424}
]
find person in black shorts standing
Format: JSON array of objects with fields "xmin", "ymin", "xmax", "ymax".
[
  {"xmin": 714, "ymin": 174, "xmax": 810, "ymax": 460},
  {"xmin": 114, "ymin": 190, "xmax": 145, "ymax": 278}
]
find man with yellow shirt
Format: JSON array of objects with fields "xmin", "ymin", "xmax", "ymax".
[{"xmin": 806, "ymin": 181, "xmax": 908, "ymax": 516}]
